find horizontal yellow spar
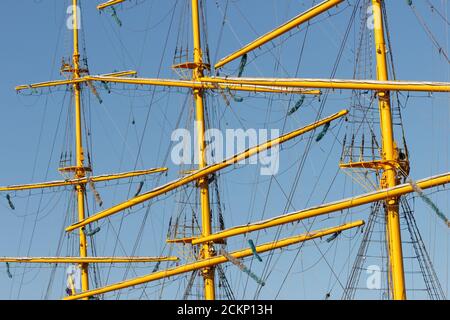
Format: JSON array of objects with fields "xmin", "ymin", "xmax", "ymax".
[
  {"xmin": 97, "ymin": 0, "xmax": 125, "ymax": 10},
  {"xmin": 212, "ymin": 85, "xmax": 320, "ymax": 95},
  {"xmin": 16, "ymin": 76, "xmax": 188, "ymax": 92},
  {"xmin": 87, "ymin": 76, "xmax": 321, "ymax": 95},
  {"xmin": 0, "ymin": 168, "xmax": 167, "ymax": 192},
  {"xmin": 16, "ymin": 75, "xmax": 319, "ymax": 95},
  {"xmin": 64, "ymin": 220, "xmax": 364, "ymax": 300},
  {"xmin": 87, "ymin": 76, "xmax": 200, "ymax": 89},
  {"xmin": 0, "ymin": 256, "xmax": 178, "ymax": 263},
  {"xmin": 16, "ymin": 78, "xmax": 85, "ymax": 91},
  {"xmin": 215, "ymin": 0, "xmax": 344, "ymax": 69},
  {"xmin": 192, "ymin": 172, "xmax": 450, "ymax": 245},
  {"xmin": 20, "ymin": 74, "xmax": 450, "ymax": 94},
  {"xmin": 99, "ymin": 70, "xmax": 137, "ymax": 77},
  {"xmin": 65, "ymin": 110, "xmax": 348, "ymax": 232},
  {"xmin": 15, "ymin": 70, "xmax": 136, "ymax": 91},
  {"xmin": 202, "ymin": 77, "xmax": 450, "ymax": 93},
  {"xmin": 16, "ymin": 70, "xmax": 450, "ymax": 95}
]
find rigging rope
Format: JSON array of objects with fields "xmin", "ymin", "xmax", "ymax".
[
  {"xmin": 225, "ymin": 88, "xmax": 244, "ymax": 103},
  {"xmin": 256, "ymin": 1, "xmax": 361, "ymax": 299},
  {"xmin": 248, "ymin": 239, "xmax": 263, "ymax": 262},
  {"xmin": 109, "ymin": 7, "xmax": 123, "ymax": 27},
  {"xmin": 220, "ymin": 248, "xmax": 265, "ymax": 286},
  {"xmin": 88, "ymin": 180, "xmax": 103, "ymax": 207},
  {"xmin": 86, "ymin": 81, "xmax": 103, "ymax": 104},
  {"xmin": 407, "ymin": 1, "xmax": 450, "ymax": 64},
  {"xmin": 107, "ymin": 3, "xmax": 180, "ymax": 298},
  {"xmin": 425, "ymin": 0, "xmax": 450, "ymax": 27},
  {"xmin": 408, "ymin": 179, "xmax": 450, "ymax": 227}
]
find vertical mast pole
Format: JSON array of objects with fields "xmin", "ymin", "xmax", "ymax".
[
  {"xmin": 72, "ymin": 0, "xmax": 89, "ymax": 296},
  {"xmin": 191, "ymin": 0, "xmax": 216, "ymax": 300},
  {"xmin": 372, "ymin": 0, "xmax": 406, "ymax": 300}
]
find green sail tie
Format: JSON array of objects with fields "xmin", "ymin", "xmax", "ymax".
[
  {"xmin": 6, "ymin": 194, "xmax": 15, "ymax": 210},
  {"xmin": 326, "ymin": 231, "xmax": 341, "ymax": 243},
  {"xmin": 6, "ymin": 262, "xmax": 12, "ymax": 279},
  {"xmin": 152, "ymin": 261, "xmax": 161, "ymax": 273},
  {"xmin": 315, "ymin": 122, "xmax": 330, "ymax": 142},
  {"xmin": 287, "ymin": 96, "xmax": 305, "ymax": 116},
  {"xmin": 232, "ymin": 95, "xmax": 244, "ymax": 103},
  {"xmin": 237, "ymin": 54, "xmax": 248, "ymax": 78},
  {"xmin": 134, "ymin": 181, "xmax": 144, "ymax": 197},
  {"xmin": 248, "ymin": 239, "xmax": 263, "ymax": 262}
]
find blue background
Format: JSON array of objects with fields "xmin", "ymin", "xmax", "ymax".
[{"xmin": 0, "ymin": 0, "xmax": 448, "ymax": 300}]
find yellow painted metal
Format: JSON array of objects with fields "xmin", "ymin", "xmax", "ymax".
[
  {"xmin": 339, "ymin": 160, "xmax": 387, "ymax": 170},
  {"xmin": 65, "ymin": 110, "xmax": 348, "ymax": 232},
  {"xmin": 214, "ymin": 0, "xmax": 344, "ymax": 69},
  {"xmin": 191, "ymin": 0, "xmax": 216, "ymax": 300},
  {"xmin": 16, "ymin": 78, "xmax": 86, "ymax": 91},
  {"xmin": 166, "ymin": 237, "xmax": 197, "ymax": 244},
  {"xmin": 59, "ymin": 166, "xmax": 92, "ymax": 173},
  {"xmin": 191, "ymin": 172, "xmax": 450, "ymax": 245},
  {"xmin": 18, "ymin": 74, "xmax": 450, "ymax": 94},
  {"xmin": 372, "ymin": 0, "xmax": 405, "ymax": 300},
  {"xmin": 85, "ymin": 76, "xmax": 322, "ymax": 95},
  {"xmin": 97, "ymin": 0, "xmax": 125, "ymax": 10},
  {"xmin": 213, "ymin": 85, "xmax": 320, "ymax": 95},
  {"xmin": 72, "ymin": 0, "xmax": 89, "ymax": 296},
  {"xmin": 64, "ymin": 220, "xmax": 364, "ymax": 300},
  {"xmin": 172, "ymin": 62, "xmax": 211, "ymax": 71},
  {"xmin": 202, "ymin": 76, "xmax": 450, "ymax": 93},
  {"xmin": 0, "ymin": 168, "xmax": 167, "ymax": 192},
  {"xmin": 99, "ymin": 70, "xmax": 137, "ymax": 77},
  {"xmin": 0, "ymin": 256, "xmax": 179, "ymax": 263},
  {"xmin": 68, "ymin": 276, "xmax": 76, "ymax": 296},
  {"xmin": 15, "ymin": 76, "xmax": 319, "ymax": 95},
  {"xmin": 338, "ymin": 160, "xmax": 409, "ymax": 171},
  {"xmin": 15, "ymin": 70, "xmax": 136, "ymax": 91},
  {"xmin": 10, "ymin": 0, "xmax": 441, "ymax": 300}
]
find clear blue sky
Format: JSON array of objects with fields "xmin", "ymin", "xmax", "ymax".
[{"xmin": 0, "ymin": 0, "xmax": 449, "ymax": 300}]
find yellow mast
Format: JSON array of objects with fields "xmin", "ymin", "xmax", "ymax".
[
  {"xmin": 191, "ymin": 0, "xmax": 216, "ymax": 300},
  {"xmin": 72, "ymin": 0, "xmax": 90, "ymax": 295},
  {"xmin": 64, "ymin": 221, "xmax": 365, "ymax": 300},
  {"xmin": 8, "ymin": 0, "xmax": 450, "ymax": 300},
  {"xmin": 372, "ymin": 0, "xmax": 406, "ymax": 300}
]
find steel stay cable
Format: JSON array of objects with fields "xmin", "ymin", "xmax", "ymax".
[{"xmin": 253, "ymin": 1, "xmax": 359, "ymax": 298}]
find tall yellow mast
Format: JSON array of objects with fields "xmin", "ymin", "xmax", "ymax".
[
  {"xmin": 191, "ymin": 0, "xmax": 216, "ymax": 300},
  {"xmin": 20, "ymin": 0, "xmax": 449, "ymax": 300},
  {"xmin": 372, "ymin": 0, "xmax": 406, "ymax": 300},
  {"xmin": 72, "ymin": 0, "xmax": 90, "ymax": 295}
]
